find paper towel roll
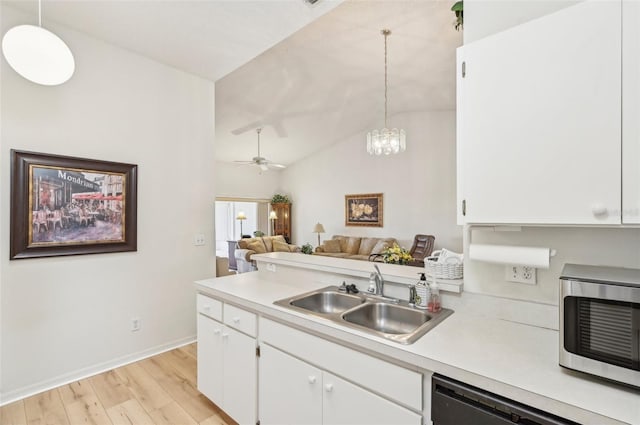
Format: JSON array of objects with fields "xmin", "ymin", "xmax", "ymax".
[{"xmin": 468, "ymin": 244, "xmax": 553, "ymax": 269}]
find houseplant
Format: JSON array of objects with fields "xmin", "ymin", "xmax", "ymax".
[
  {"xmin": 381, "ymin": 243, "xmax": 414, "ymax": 265},
  {"xmin": 271, "ymin": 194, "xmax": 290, "ymax": 204},
  {"xmin": 452, "ymin": 1, "xmax": 463, "ymax": 31},
  {"xmin": 301, "ymin": 243, "xmax": 313, "ymax": 255}
]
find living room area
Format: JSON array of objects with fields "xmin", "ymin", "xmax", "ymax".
[{"xmin": 214, "ymin": 1, "xmax": 464, "ymax": 277}]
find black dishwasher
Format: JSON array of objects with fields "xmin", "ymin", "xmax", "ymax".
[{"xmin": 432, "ymin": 375, "xmax": 580, "ymax": 425}]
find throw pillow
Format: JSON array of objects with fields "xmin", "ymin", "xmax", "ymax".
[
  {"xmin": 247, "ymin": 240, "xmax": 267, "ymax": 254},
  {"xmin": 370, "ymin": 240, "xmax": 390, "ymax": 255},
  {"xmin": 273, "ymin": 241, "xmax": 292, "ymax": 252},
  {"xmin": 344, "ymin": 237, "xmax": 361, "ymax": 255},
  {"xmin": 358, "ymin": 238, "xmax": 379, "ymax": 255},
  {"xmin": 323, "ymin": 239, "xmax": 342, "ymax": 253}
]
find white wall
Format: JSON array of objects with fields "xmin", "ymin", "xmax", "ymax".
[
  {"xmin": 281, "ymin": 111, "xmax": 462, "ymax": 252},
  {"xmin": 214, "ymin": 161, "xmax": 281, "ymax": 200},
  {"xmin": 1, "ymin": 6, "xmax": 215, "ymax": 402},
  {"xmin": 464, "ymin": 0, "xmax": 579, "ymax": 43}
]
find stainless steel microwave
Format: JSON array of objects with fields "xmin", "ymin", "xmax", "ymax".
[{"xmin": 559, "ymin": 264, "xmax": 640, "ymax": 388}]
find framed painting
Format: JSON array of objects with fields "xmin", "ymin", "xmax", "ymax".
[
  {"xmin": 345, "ymin": 193, "xmax": 383, "ymax": 227},
  {"xmin": 10, "ymin": 150, "xmax": 138, "ymax": 259}
]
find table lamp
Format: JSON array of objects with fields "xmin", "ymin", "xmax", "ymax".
[
  {"xmin": 313, "ymin": 223, "xmax": 325, "ymax": 246},
  {"xmin": 269, "ymin": 210, "xmax": 277, "ymax": 235}
]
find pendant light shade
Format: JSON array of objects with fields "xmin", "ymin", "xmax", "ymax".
[
  {"xmin": 366, "ymin": 29, "xmax": 406, "ymax": 156},
  {"xmin": 2, "ymin": 1, "xmax": 75, "ymax": 86}
]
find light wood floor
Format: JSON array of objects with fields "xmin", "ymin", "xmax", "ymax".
[{"xmin": 0, "ymin": 343, "xmax": 235, "ymax": 425}]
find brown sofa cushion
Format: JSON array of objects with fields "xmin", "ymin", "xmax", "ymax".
[
  {"xmin": 246, "ymin": 240, "xmax": 267, "ymax": 253},
  {"xmin": 336, "ymin": 236, "xmax": 360, "ymax": 255},
  {"xmin": 371, "ymin": 239, "xmax": 392, "ymax": 255},
  {"xmin": 273, "ymin": 240, "xmax": 293, "ymax": 252},
  {"xmin": 323, "ymin": 239, "xmax": 342, "ymax": 253},
  {"xmin": 358, "ymin": 238, "xmax": 379, "ymax": 255}
]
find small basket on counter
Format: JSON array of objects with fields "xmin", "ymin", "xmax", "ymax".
[{"xmin": 424, "ymin": 249, "xmax": 464, "ymax": 280}]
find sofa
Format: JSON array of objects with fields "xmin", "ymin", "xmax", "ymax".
[
  {"xmin": 314, "ymin": 235, "xmax": 397, "ymax": 261},
  {"xmin": 234, "ymin": 235, "xmax": 301, "ymax": 273}
]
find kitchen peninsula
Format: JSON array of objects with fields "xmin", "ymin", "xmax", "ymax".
[{"xmin": 195, "ymin": 253, "xmax": 639, "ymax": 425}]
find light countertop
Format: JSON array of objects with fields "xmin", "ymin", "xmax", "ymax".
[{"xmin": 195, "ymin": 265, "xmax": 639, "ymax": 425}]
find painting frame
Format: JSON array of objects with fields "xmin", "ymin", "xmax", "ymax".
[
  {"xmin": 345, "ymin": 193, "xmax": 383, "ymax": 227},
  {"xmin": 10, "ymin": 150, "xmax": 138, "ymax": 260}
]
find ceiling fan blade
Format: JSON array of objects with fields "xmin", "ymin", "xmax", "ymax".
[
  {"xmin": 233, "ymin": 160, "xmax": 256, "ymax": 165},
  {"xmin": 267, "ymin": 163, "xmax": 286, "ymax": 169},
  {"xmin": 231, "ymin": 121, "xmax": 262, "ymax": 135}
]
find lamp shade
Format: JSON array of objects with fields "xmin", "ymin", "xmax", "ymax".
[
  {"xmin": 269, "ymin": 211, "xmax": 277, "ymax": 220},
  {"xmin": 236, "ymin": 211, "xmax": 247, "ymax": 220},
  {"xmin": 2, "ymin": 24, "xmax": 75, "ymax": 86},
  {"xmin": 313, "ymin": 223, "xmax": 325, "ymax": 233}
]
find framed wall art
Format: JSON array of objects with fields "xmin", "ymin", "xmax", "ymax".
[
  {"xmin": 345, "ymin": 193, "xmax": 383, "ymax": 227},
  {"xmin": 10, "ymin": 150, "xmax": 138, "ymax": 259}
]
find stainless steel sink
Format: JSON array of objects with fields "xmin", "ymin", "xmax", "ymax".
[
  {"xmin": 274, "ymin": 286, "xmax": 452, "ymax": 345},
  {"xmin": 289, "ymin": 290, "xmax": 365, "ymax": 314},
  {"xmin": 342, "ymin": 302, "xmax": 430, "ymax": 334}
]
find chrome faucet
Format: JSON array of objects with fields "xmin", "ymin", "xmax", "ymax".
[{"xmin": 371, "ymin": 264, "xmax": 385, "ymax": 296}]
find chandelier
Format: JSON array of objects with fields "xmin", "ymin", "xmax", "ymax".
[{"xmin": 367, "ymin": 29, "xmax": 406, "ymax": 156}]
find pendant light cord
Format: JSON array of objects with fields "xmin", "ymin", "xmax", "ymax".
[{"xmin": 382, "ymin": 29, "xmax": 390, "ymax": 129}]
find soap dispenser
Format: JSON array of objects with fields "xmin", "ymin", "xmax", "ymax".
[
  {"xmin": 428, "ymin": 280, "xmax": 441, "ymax": 313},
  {"xmin": 415, "ymin": 273, "xmax": 429, "ymax": 309}
]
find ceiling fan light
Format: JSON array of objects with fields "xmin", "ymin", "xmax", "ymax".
[{"xmin": 2, "ymin": 24, "xmax": 75, "ymax": 86}]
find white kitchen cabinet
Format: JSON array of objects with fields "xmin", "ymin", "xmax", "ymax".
[
  {"xmin": 259, "ymin": 344, "xmax": 323, "ymax": 425},
  {"xmin": 197, "ymin": 296, "xmax": 257, "ymax": 425},
  {"xmin": 197, "ymin": 314, "xmax": 224, "ymax": 404},
  {"xmin": 623, "ymin": 0, "xmax": 640, "ymax": 224},
  {"xmin": 457, "ymin": 0, "xmax": 622, "ymax": 224},
  {"xmin": 323, "ymin": 372, "xmax": 421, "ymax": 425},
  {"xmin": 259, "ymin": 344, "xmax": 420, "ymax": 425}
]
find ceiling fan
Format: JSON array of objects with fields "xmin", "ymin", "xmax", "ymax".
[{"xmin": 234, "ymin": 128, "xmax": 286, "ymax": 171}]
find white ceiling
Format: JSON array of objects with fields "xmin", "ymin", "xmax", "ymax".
[
  {"xmin": 3, "ymin": 0, "xmax": 343, "ymax": 81},
  {"xmin": 215, "ymin": 0, "xmax": 462, "ymax": 166}
]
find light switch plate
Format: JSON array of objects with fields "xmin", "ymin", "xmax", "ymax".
[{"xmin": 194, "ymin": 234, "xmax": 205, "ymax": 246}]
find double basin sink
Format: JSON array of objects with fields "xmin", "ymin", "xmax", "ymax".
[{"xmin": 274, "ymin": 286, "xmax": 452, "ymax": 344}]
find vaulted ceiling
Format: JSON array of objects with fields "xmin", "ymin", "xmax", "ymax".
[{"xmin": 215, "ymin": 0, "xmax": 462, "ymax": 167}]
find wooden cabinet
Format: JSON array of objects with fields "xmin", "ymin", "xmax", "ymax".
[
  {"xmin": 196, "ymin": 296, "xmax": 257, "ymax": 425},
  {"xmin": 259, "ymin": 344, "xmax": 421, "ymax": 425},
  {"xmin": 623, "ymin": 0, "xmax": 640, "ymax": 223},
  {"xmin": 457, "ymin": 1, "xmax": 622, "ymax": 225},
  {"xmin": 271, "ymin": 203, "xmax": 291, "ymax": 242}
]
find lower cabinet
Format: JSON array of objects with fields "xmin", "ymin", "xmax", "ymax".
[
  {"xmin": 197, "ymin": 303, "xmax": 256, "ymax": 425},
  {"xmin": 259, "ymin": 340, "xmax": 421, "ymax": 425}
]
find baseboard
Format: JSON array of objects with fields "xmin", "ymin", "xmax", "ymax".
[{"xmin": 0, "ymin": 335, "xmax": 196, "ymax": 407}]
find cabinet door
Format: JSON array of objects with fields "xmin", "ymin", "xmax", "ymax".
[
  {"xmin": 197, "ymin": 314, "xmax": 223, "ymax": 405},
  {"xmin": 222, "ymin": 326, "xmax": 256, "ymax": 425},
  {"xmin": 458, "ymin": 0, "xmax": 621, "ymax": 224},
  {"xmin": 259, "ymin": 345, "xmax": 322, "ymax": 425},
  {"xmin": 623, "ymin": 0, "xmax": 640, "ymax": 224},
  {"xmin": 322, "ymin": 372, "xmax": 421, "ymax": 425}
]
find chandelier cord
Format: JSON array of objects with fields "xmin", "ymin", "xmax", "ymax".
[{"xmin": 383, "ymin": 30, "xmax": 388, "ymax": 129}]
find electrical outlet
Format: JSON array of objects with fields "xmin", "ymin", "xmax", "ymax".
[
  {"xmin": 194, "ymin": 233, "xmax": 205, "ymax": 246},
  {"xmin": 505, "ymin": 265, "xmax": 537, "ymax": 285},
  {"xmin": 131, "ymin": 318, "xmax": 141, "ymax": 332}
]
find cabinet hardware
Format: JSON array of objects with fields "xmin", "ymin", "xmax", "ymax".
[
  {"xmin": 256, "ymin": 346, "xmax": 261, "ymax": 357},
  {"xmin": 462, "ymin": 199, "xmax": 466, "ymax": 216},
  {"xmin": 325, "ymin": 383, "xmax": 333, "ymax": 392},
  {"xmin": 462, "ymin": 61, "xmax": 466, "ymax": 78}
]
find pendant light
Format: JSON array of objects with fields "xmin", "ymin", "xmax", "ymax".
[
  {"xmin": 366, "ymin": 29, "xmax": 406, "ymax": 156},
  {"xmin": 2, "ymin": 0, "xmax": 75, "ymax": 86}
]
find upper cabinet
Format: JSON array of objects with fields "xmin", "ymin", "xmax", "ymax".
[
  {"xmin": 457, "ymin": 1, "xmax": 625, "ymax": 225},
  {"xmin": 623, "ymin": 1, "xmax": 640, "ymax": 224}
]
